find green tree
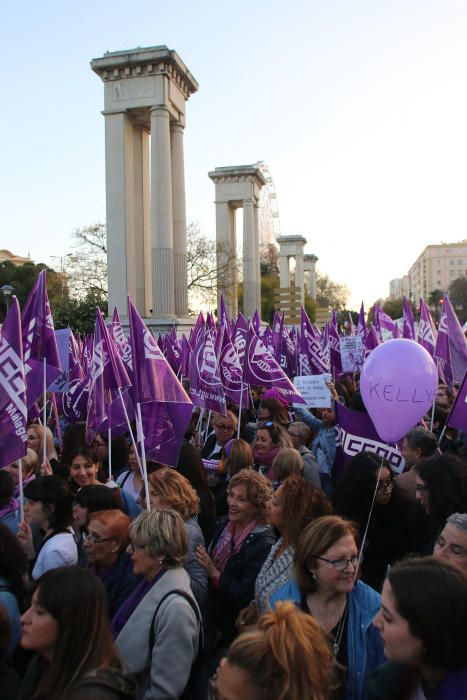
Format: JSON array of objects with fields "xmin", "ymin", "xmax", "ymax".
[
  {"xmin": 315, "ymin": 273, "xmax": 349, "ymax": 311},
  {"xmin": 0, "ymin": 261, "xmax": 68, "ymax": 322},
  {"xmin": 449, "ymin": 276, "xmax": 467, "ymax": 322}
]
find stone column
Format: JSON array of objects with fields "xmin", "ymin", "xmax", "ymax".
[
  {"xmin": 103, "ymin": 111, "xmax": 130, "ymax": 316},
  {"xmin": 170, "ymin": 121, "xmax": 188, "ymax": 317},
  {"xmin": 215, "ymin": 202, "xmax": 237, "ymax": 318},
  {"xmin": 279, "ymin": 255, "xmax": 290, "ymax": 289},
  {"xmin": 295, "ymin": 252, "xmax": 305, "ymax": 304},
  {"xmin": 254, "ymin": 203, "xmax": 261, "ymax": 318},
  {"xmin": 150, "ymin": 107, "xmax": 175, "ymax": 317},
  {"xmin": 243, "ymin": 199, "xmax": 256, "ymax": 319},
  {"xmin": 131, "ymin": 125, "xmax": 148, "ymax": 315}
]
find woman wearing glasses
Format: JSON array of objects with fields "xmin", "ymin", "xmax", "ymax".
[
  {"xmin": 332, "ymin": 452, "xmax": 410, "ymax": 591},
  {"xmin": 270, "ymin": 515, "xmax": 385, "ymax": 700},
  {"xmin": 251, "ymin": 422, "xmax": 293, "ymax": 481},
  {"xmin": 83, "ymin": 509, "xmax": 140, "ymax": 618}
]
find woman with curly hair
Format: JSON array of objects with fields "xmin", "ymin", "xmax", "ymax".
[
  {"xmin": 237, "ymin": 474, "xmax": 331, "ymax": 627},
  {"xmin": 0, "ymin": 523, "xmax": 28, "ymax": 655},
  {"xmin": 332, "ymin": 451, "xmax": 411, "ymax": 590},
  {"xmin": 414, "ymin": 454, "xmax": 467, "ymax": 554},
  {"xmin": 213, "ymin": 601, "xmax": 334, "ymax": 700},
  {"xmin": 196, "ymin": 469, "xmax": 276, "ymax": 648}
]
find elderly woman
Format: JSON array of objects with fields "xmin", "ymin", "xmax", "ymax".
[
  {"xmin": 271, "ymin": 447, "xmax": 304, "ymax": 485},
  {"xmin": 287, "ymin": 421, "xmax": 321, "ymax": 488},
  {"xmin": 147, "ymin": 468, "xmax": 208, "ymax": 608},
  {"xmin": 114, "ymin": 509, "xmax": 201, "ymax": 700},
  {"xmin": 271, "ymin": 515, "xmax": 385, "ymax": 700},
  {"xmin": 83, "ymin": 509, "xmax": 140, "ymax": 618},
  {"xmin": 433, "ymin": 512, "xmax": 467, "ymax": 575},
  {"xmin": 252, "ymin": 422, "xmax": 293, "ymax": 481},
  {"xmin": 196, "ymin": 469, "xmax": 275, "ymax": 648},
  {"xmin": 238, "ymin": 474, "xmax": 331, "ymax": 627},
  {"xmin": 201, "ymin": 410, "xmax": 238, "ymax": 460}
]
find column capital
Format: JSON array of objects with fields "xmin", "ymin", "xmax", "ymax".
[
  {"xmin": 150, "ymin": 105, "xmax": 170, "ymax": 118},
  {"xmin": 170, "ymin": 120, "xmax": 185, "ymax": 133}
]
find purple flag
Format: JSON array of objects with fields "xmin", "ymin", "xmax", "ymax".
[
  {"xmin": 364, "ymin": 324, "xmax": 381, "ymax": 359},
  {"xmin": 357, "ymin": 303, "xmax": 366, "ymax": 339},
  {"xmin": 443, "ymin": 294, "xmax": 467, "ymax": 384},
  {"xmin": 334, "ymin": 403, "xmax": 406, "ymax": 479},
  {"xmin": 233, "ymin": 313, "xmax": 248, "ymax": 366},
  {"xmin": 180, "ymin": 335, "xmax": 191, "ymax": 378},
  {"xmin": 219, "ymin": 295, "xmax": 229, "ymax": 329},
  {"xmin": 0, "ymin": 297, "xmax": 28, "ymax": 468},
  {"xmin": 446, "ymin": 370, "xmax": 467, "ymax": 432},
  {"xmin": 60, "ymin": 331, "xmax": 90, "ymax": 424},
  {"xmin": 219, "ymin": 327, "xmax": 248, "ymax": 407},
  {"xmin": 417, "ymin": 299, "xmax": 437, "ymax": 357},
  {"xmin": 48, "ymin": 328, "xmax": 71, "ymax": 393},
  {"xmin": 262, "ymin": 326, "xmax": 275, "ymax": 356},
  {"xmin": 252, "ymin": 310, "xmax": 261, "ymax": 335},
  {"xmin": 21, "ymin": 270, "xmax": 62, "ymax": 408},
  {"xmin": 188, "ymin": 328, "xmax": 227, "ymax": 415},
  {"xmin": 192, "ymin": 312, "xmax": 205, "ymax": 347},
  {"xmin": 128, "ymin": 298, "xmax": 193, "ymax": 466},
  {"xmin": 327, "ymin": 321, "xmax": 342, "ymax": 373},
  {"xmin": 244, "ymin": 325, "xmax": 306, "ymax": 404},
  {"xmin": 110, "ymin": 307, "xmax": 133, "ymax": 376},
  {"xmin": 86, "ymin": 310, "xmax": 132, "ymax": 444},
  {"xmin": 434, "ymin": 304, "xmax": 454, "ymax": 387},
  {"xmin": 299, "ymin": 307, "xmax": 330, "ymax": 375},
  {"xmin": 164, "ymin": 333, "xmax": 183, "ymax": 377},
  {"xmin": 392, "ymin": 322, "xmax": 402, "ymax": 339},
  {"xmin": 374, "ymin": 305, "xmax": 396, "ymax": 335},
  {"xmin": 403, "ymin": 297, "xmax": 415, "ymax": 340}
]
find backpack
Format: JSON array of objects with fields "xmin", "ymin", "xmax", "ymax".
[{"xmin": 148, "ymin": 589, "xmax": 205, "ymax": 700}]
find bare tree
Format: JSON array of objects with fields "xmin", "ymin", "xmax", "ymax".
[
  {"xmin": 315, "ymin": 273, "xmax": 349, "ymax": 311},
  {"xmin": 65, "ymin": 223, "xmax": 108, "ymax": 300}
]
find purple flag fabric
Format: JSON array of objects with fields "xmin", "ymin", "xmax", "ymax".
[
  {"xmin": 262, "ymin": 326, "xmax": 275, "ymax": 356},
  {"xmin": 233, "ymin": 313, "xmax": 248, "ymax": 366},
  {"xmin": 392, "ymin": 322, "xmax": 402, "ymax": 339},
  {"xmin": 252, "ymin": 310, "xmax": 261, "ymax": 335},
  {"xmin": 219, "ymin": 295, "xmax": 229, "ymax": 329},
  {"xmin": 244, "ymin": 325, "xmax": 306, "ymax": 404},
  {"xmin": 299, "ymin": 307, "xmax": 330, "ymax": 375},
  {"xmin": 403, "ymin": 297, "xmax": 415, "ymax": 340},
  {"xmin": 128, "ymin": 298, "xmax": 193, "ymax": 467},
  {"xmin": 192, "ymin": 312, "xmax": 205, "ymax": 347},
  {"xmin": 434, "ymin": 305, "xmax": 454, "ymax": 387},
  {"xmin": 443, "ymin": 294, "xmax": 467, "ymax": 384},
  {"xmin": 21, "ymin": 270, "xmax": 62, "ymax": 408},
  {"xmin": 110, "ymin": 307, "xmax": 133, "ymax": 376},
  {"xmin": 48, "ymin": 328, "xmax": 70, "ymax": 393},
  {"xmin": 417, "ymin": 299, "xmax": 437, "ymax": 357},
  {"xmin": 0, "ymin": 297, "xmax": 28, "ymax": 468},
  {"xmin": 357, "ymin": 303, "xmax": 366, "ymax": 339},
  {"xmin": 334, "ymin": 403, "xmax": 406, "ymax": 479},
  {"xmin": 86, "ymin": 310, "xmax": 132, "ymax": 444},
  {"xmin": 164, "ymin": 333, "xmax": 183, "ymax": 377},
  {"xmin": 180, "ymin": 335, "xmax": 191, "ymax": 378},
  {"xmin": 60, "ymin": 331, "xmax": 90, "ymax": 424},
  {"xmin": 446, "ymin": 370, "xmax": 467, "ymax": 432},
  {"xmin": 327, "ymin": 321, "xmax": 342, "ymax": 373},
  {"xmin": 219, "ymin": 328, "xmax": 248, "ymax": 407},
  {"xmin": 364, "ymin": 324, "xmax": 381, "ymax": 359},
  {"xmin": 188, "ymin": 328, "xmax": 227, "ymax": 415}
]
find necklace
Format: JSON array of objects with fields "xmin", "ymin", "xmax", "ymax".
[{"xmin": 332, "ymin": 601, "xmax": 349, "ymax": 657}]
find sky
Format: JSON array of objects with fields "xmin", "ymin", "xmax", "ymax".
[{"xmin": 2, "ymin": 0, "xmax": 467, "ymax": 311}]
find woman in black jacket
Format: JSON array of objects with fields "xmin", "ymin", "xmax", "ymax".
[{"xmin": 195, "ymin": 469, "xmax": 275, "ymax": 650}]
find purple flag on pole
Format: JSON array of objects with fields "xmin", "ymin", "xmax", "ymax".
[
  {"xmin": 219, "ymin": 295, "xmax": 229, "ymax": 329},
  {"xmin": 164, "ymin": 333, "xmax": 183, "ymax": 377},
  {"xmin": 60, "ymin": 331, "xmax": 91, "ymax": 424},
  {"xmin": 233, "ymin": 313, "xmax": 248, "ymax": 366},
  {"xmin": 443, "ymin": 294, "xmax": 467, "ymax": 383},
  {"xmin": 299, "ymin": 307, "xmax": 330, "ymax": 375},
  {"xmin": 219, "ymin": 327, "xmax": 248, "ymax": 407},
  {"xmin": 327, "ymin": 321, "xmax": 342, "ymax": 373},
  {"xmin": 0, "ymin": 297, "xmax": 28, "ymax": 468},
  {"xmin": 446, "ymin": 370, "xmax": 467, "ymax": 431},
  {"xmin": 357, "ymin": 303, "xmax": 366, "ymax": 339},
  {"xmin": 180, "ymin": 335, "xmax": 191, "ymax": 378},
  {"xmin": 418, "ymin": 299, "xmax": 437, "ymax": 357},
  {"xmin": 334, "ymin": 403, "xmax": 406, "ymax": 479},
  {"xmin": 192, "ymin": 312, "xmax": 205, "ymax": 347},
  {"xmin": 21, "ymin": 270, "xmax": 62, "ymax": 408},
  {"xmin": 252, "ymin": 310, "xmax": 261, "ymax": 335},
  {"xmin": 364, "ymin": 324, "xmax": 381, "ymax": 359},
  {"xmin": 128, "ymin": 298, "xmax": 193, "ymax": 466},
  {"xmin": 188, "ymin": 328, "xmax": 227, "ymax": 414},
  {"xmin": 48, "ymin": 328, "xmax": 71, "ymax": 393},
  {"xmin": 244, "ymin": 325, "xmax": 306, "ymax": 404},
  {"xmin": 434, "ymin": 304, "xmax": 454, "ymax": 387},
  {"xmin": 110, "ymin": 307, "xmax": 133, "ymax": 376},
  {"xmin": 403, "ymin": 297, "xmax": 415, "ymax": 340}
]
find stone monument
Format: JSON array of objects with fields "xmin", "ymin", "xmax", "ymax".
[
  {"xmin": 304, "ymin": 253, "xmax": 318, "ymax": 300},
  {"xmin": 91, "ymin": 46, "xmax": 198, "ymax": 329},
  {"xmin": 208, "ymin": 164, "xmax": 266, "ymax": 320}
]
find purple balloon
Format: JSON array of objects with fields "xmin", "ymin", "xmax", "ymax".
[{"xmin": 360, "ymin": 339, "xmax": 438, "ymax": 443}]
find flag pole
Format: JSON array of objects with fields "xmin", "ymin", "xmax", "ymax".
[
  {"xmin": 18, "ymin": 458, "xmax": 24, "ymax": 523},
  {"xmin": 136, "ymin": 402, "xmax": 150, "ymax": 512},
  {"xmin": 51, "ymin": 394, "xmax": 62, "ymax": 452},
  {"xmin": 117, "ymin": 387, "xmax": 143, "ymax": 474},
  {"xmin": 42, "ymin": 357, "xmax": 47, "ymax": 467},
  {"xmin": 108, "ymin": 426, "xmax": 112, "ymax": 481},
  {"xmin": 237, "ymin": 383, "xmax": 244, "ymax": 439}
]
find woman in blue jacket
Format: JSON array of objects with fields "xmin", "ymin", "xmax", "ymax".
[{"xmin": 270, "ymin": 515, "xmax": 385, "ymax": 700}]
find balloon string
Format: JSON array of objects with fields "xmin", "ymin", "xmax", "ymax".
[{"xmin": 357, "ymin": 456, "xmax": 385, "ymax": 572}]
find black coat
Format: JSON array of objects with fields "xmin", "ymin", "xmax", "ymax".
[
  {"xmin": 208, "ymin": 517, "xmax": 276, "ymax": 647},
  {"xmin": 101, "ymin": 550, "xmax": 141, "ymax": 619}
]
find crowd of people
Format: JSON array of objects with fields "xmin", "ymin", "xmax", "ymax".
[{"xmin": 0, "ymin": 376, "xmax": 466, "ymax": 700}]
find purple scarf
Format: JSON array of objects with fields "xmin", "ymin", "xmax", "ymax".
[
  {"xmin": 111, "ymin": 568, "xmax": 166, "ymax": 639},
  {"xmin": 0, "ymin": 498, "xmax": 20, "ymax": 520},
  {"xmin": 13, "ymin": 473, "xmax": 35, "ymax": 498}
]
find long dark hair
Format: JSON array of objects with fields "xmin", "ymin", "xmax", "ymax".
[
  {"xmin": 0, "ymin": 522, "xmax": 28, "ymax": 608},
  {"xmin": 28, "ymin": 567, "xmax": 122, "ymax": 699},
  {"xmin": 333, "ymin": 452, "xmax": 389, "ymax": 528},
  {"xmin": 415, "ymin": 454, "xmax": 467, "ymax": 529},
  {"xmin": 24, "ymin": 476, "xmax": 74, "ymax": 531}
]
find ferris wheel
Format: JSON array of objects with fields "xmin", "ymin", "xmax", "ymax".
[{"xmin": 257, "ymin": 161, "xmax": 281, "ymax": 247}]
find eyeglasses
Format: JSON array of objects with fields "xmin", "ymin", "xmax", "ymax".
[
  {"xmin": 83, "ymin": 533, "xmax": 114, "ymax": 545},
  {"xmin": 316, "ymin": 554, "xmax": 359, "ymax": 571},
  {"xmin": 258, "ymin": 421, "xmax": 276, "ymax": 430},
  {"xmin": 130, "ymin": 542, "xmax": 146, "ymax": 552},
  {"xmin": 215, "ymin": 424, "xmax": 233, "ymax": 431},
  {"xmin": 377, "ymin": 478, "xmax": 394, "ymax": 491},
  {"xmin": 288, "ymin": 431, "xmax": 301, "ymax": 438},
  {"xmin": 415, "ymin": 484, "xmax": 429, "ymax": 493}
]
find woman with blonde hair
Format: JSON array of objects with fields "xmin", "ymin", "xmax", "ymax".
[
  {"xmin": 27, "ymin": 424, "xmax": 58, "ymax": 464},
  {"xmin": 5, "ymin": 448, "xmax": 38, "ymax": 498},
  {"xmin": 214, "ymin": 601, "xmax": 334, "ymax": 700},
  {"xmin": 148, "ymin": 467, "xmax": 207, "ymax": 607}
]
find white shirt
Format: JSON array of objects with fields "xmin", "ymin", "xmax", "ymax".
[{"xmin": 32, "ymin": 531, "xmax": 78, "ymax": 580}]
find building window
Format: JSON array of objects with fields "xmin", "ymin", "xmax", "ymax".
[{"xmin": 450, "ymin": 260, "xmax": 455, "ymax": 265}]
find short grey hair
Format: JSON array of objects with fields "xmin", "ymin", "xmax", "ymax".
[
  {"xmin": 405, "ymin": 427, "xmax": 438, "ymax": 456},
  {"xmin": 447, "ymin": 513, "xmax": 467, "ymax": 533},
  {"xmin": 289, "ymin": 422, "xmax": 311, "ymax": 443},
  {"xmin": 129, "ymin": 509, "xmax": 188, "ymax": 568}
]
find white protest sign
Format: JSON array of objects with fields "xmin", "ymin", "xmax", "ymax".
[
  {"xmin": 339, "ymin": 336, "xmax": 364, "ymax": 373},
  {"xmin": 293, "ymin": 373, "xmax": 332, "ymax": 408}
]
